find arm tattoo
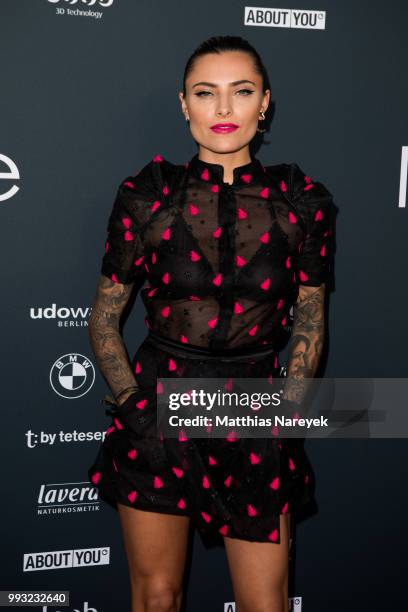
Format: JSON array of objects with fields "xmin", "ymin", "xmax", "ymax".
[
  {"xmin": 88, "ymin": 275, "xmax": 138, "ymax": 401},
  {"xmin": 282, "ymin": 284, "xmax": 326, "ymax": 404}
]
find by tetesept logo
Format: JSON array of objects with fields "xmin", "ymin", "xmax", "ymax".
[
  {"xmin": 244, "ymin": 6, "xmax": 326, "ymax": 29},
  {"xmin": 50, "ymin": 353, "xmax": 95, "ymax": 398}
]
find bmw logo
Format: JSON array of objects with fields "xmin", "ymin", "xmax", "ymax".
[{"xmin": 50, "ymin": 353, "xmax": 95, "ymax": 399}]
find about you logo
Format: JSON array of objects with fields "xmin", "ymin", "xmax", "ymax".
[{"xmin": 244, "ymin": 6, "xmax": 326, "ymax": 29}]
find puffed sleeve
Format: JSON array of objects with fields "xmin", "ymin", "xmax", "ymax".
[
  {"xmin": 100, "ymin": 179, "xmax": 146, "ymax": 288},
  {"xmin": 101, "ymin": 160, "xmax": 158, "ymax": 289},
  {"xmin": 290, "ymin": 163, "xmax": 337, "ymax": 290}
]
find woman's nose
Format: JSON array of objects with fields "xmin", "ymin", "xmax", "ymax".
[
  {"xmin": 216, "ymin": 109, "xmax": 232, "ymax": 120},
  {"xmin": 215, "ymin": 95, "xmax": 233, "ymax": 118}
]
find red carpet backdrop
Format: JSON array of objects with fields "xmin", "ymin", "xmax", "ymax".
[{"xmin": 1, "ymin": 1, "xmax": 407, "ymax": 610}]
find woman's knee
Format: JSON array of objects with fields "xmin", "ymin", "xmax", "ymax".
[{"xmin": 133, "ymin": 576, "xmax": 183, "ymax": 612}]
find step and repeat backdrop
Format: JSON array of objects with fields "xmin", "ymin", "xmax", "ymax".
[{"xmin": 1, "ymin": 1, "xmax": 407, "ymax": 610}]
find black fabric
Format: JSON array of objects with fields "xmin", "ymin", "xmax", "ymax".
[
  {"xmin": 99, "ymin": 153, "xmax": 336, "ymax": 349},
  {"xmin": 88, "ymin": 153, "xmax": 337, "ymax": 544}
]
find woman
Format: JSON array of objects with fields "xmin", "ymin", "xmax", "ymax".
[{"xmin": 88, "ymin": 35, "xmax": 336, "ymax": 612}]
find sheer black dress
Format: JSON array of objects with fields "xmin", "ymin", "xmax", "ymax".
[{"xmin": 88, "ymin": 153, "xmax": 336, "ymax": 544}]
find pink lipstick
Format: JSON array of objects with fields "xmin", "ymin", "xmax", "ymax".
[{"xmin": 210, "ymin": 123, "xmax": 239, "ymax": 134}]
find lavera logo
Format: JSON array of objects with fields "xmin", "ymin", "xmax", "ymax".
[
  {"xmin": 37, "ymin": 482, "xmax": 100, "ymax": 516},
  {"xmin": 30, "ymin": 303, "xmax": 91, "ymax": 327},
  {"xmin": 244, "ymin": 6, "xmax": 326, "ymax": 30}
]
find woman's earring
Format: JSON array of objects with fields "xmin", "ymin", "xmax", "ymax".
[{"xmin": 256, "ymin": 110, "xmax": 267, "ymax": 133}]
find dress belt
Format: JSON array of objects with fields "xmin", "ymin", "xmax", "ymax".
[{"xmin": 144, "ymin": 330, "xmax": 277, "ymax": 362}]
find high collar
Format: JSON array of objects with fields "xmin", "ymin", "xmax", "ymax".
[{"xmin": 187, "ymin": 153, "xmax": 265, "ymax": 187}]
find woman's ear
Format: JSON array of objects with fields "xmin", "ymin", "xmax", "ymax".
[
  {"xmin": 178, "ymin": 91, "xmax": 189, "ymax": 121},
  {"xmin": 262, "ymin": 89, "xmax": 271, "ymax": 114}
]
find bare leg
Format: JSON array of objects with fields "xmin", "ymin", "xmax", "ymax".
[
  {"xmin": 118, "ymin": 503, "xmax": 191, "ymax": 612},
  {"xmin": 223, "ymin": 513, "xmax": 291, "ymax": 612}
]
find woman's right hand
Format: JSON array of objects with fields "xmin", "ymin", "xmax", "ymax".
[{"xmin": 117, "ymin": 389, "xmax": 140, "ymax": 407}]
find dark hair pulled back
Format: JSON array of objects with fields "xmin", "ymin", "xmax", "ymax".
[{"xmin": 182, "ymin": 35, "xmax": 269, "ymax": 95}]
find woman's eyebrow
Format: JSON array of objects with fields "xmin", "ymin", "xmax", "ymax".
[{"xmin": 192, "ymin": 79, "xmax": 256, "ymax": 88}]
